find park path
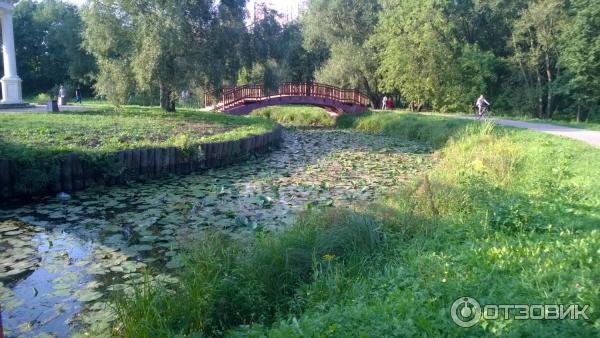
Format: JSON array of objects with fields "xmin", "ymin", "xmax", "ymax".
[
  {"xmin": 489, "ymin": 118, "xmax": 600, "ymax": 148},
  {"xmin": 0, "ymin": 105, "xmax": 93, "ymax": 113},
  {"xmin": 432, "ymin": 113, "xmax": 600, "ymax": 148}
]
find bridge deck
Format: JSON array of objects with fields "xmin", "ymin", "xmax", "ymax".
[{"xmin": 205, "ymin": 82, "xmax": 371, "ymax": 115}]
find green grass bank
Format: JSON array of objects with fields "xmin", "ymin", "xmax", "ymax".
[
  {"xmin": 0, "ymin": 107, "xmax": 276, "ymax": 198},
  {"xmin": 113, "ymin": 110, "xmax": 599, "ymax": 337},
  {"xmin": 251, "ymin": 105, "xmax": 335, "ymax": 127}
]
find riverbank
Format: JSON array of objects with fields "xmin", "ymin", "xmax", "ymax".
[
  {"xmin": 0, "ymin": 107, "xmax": 278, "ymax": 199},
  {"xmin": 0, "ymin": 127, "xmax": 430, "ymax": 337},
  {"xmin": 115, "ymin": 110, "xmax": 599, "ymax": 336}
]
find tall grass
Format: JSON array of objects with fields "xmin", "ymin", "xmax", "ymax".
[
  {"xmin": 251, "ymin": 105, "xmax": 335, "ymax": 127},
  {"xmin": 337, "ymin": 111, "xmax": 472, "ymax": 148},
  {"xmin": 260, "ymin": 120, "xmax": 599, "ymax": 337},
  {"xmin": 114, "ymin": 209, "xmax": 383, "ymax": 337},
  {"xmin": 115, "ymin": 113, "xmax": 599, "ymax": 337}
]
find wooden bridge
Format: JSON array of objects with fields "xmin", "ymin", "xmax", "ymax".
[{"xmin": 204, "ymin": 82, "xmax": 371, "ymax": 116}]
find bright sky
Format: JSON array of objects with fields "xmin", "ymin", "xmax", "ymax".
[
  {"xmin": 64, "ymin": 0, "xmax": 305, "ymax": 16},
  {"xmin": 248, "ymin": 0, "xmax": 304, "ymax": 14}
]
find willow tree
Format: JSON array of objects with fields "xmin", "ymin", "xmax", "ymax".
[
  {"xmin": 82, "ymin": 0, "xmax": 246, "ymax": 111},
  {"xmin": 302, "ymin": 0, "xmax": 381, "ymax": 107}
]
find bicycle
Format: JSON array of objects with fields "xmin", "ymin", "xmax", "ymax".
[{"xmin": 474, "ymin": 104, "xmax": 491, "ymax": 120}]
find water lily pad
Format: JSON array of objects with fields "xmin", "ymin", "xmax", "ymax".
[
  {"xmin": 166, "ymin": 257, "xmax": 184, "ymax": 269},
  {"xmin": 75, "ymin": 289, "xmax": 103, "ymax": 302}
]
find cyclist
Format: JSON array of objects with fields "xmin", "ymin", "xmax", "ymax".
[{"xmin": 475, "ymin": 94, "xmax": 490, "ymax": 116}]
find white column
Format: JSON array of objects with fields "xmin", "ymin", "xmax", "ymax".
[{"xmin": 1, "ymin": 9, "xmax": 22, "ymax": 104}]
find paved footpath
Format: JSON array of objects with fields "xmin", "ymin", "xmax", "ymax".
[
  {"xmin": 437, "ymin": 114, "xmax": 600, "ymax": 148},
  {"xmin": 0, "ymin": 105, "xmax": 93, "ymax": 113}
]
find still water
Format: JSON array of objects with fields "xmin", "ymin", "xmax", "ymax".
[{"xmin": 0, "ymin": 129, "xmax": 430, "ymax": 337}]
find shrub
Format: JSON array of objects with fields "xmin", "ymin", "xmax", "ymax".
[{"xmin": 35, "ymin": 93, "xmax": 51, "ymax": 105}]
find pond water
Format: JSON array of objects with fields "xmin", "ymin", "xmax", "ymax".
[{"xmin": 0, "ymin": 128, "xmax": 430, "ymax": 337}]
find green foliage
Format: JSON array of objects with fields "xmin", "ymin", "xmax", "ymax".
[
  {"xmin": 251, "ymin": 105, "xmax": 335, "ymax": 126},
  {"xmin": 303, "ymin": 0, "xmax": 381, "ymax": 105},
  {"xmin": 373, "ymin": 0, "xmax": 503, "ymax": 112},
  {"xmin": 34, "ymin": 93, "xmax": 51, "ymax": 105},
  {"xmin": 82, "ymin": 0, "xmax": 246, "ymax": 111},
  {"xmin": 560, "ymin": 0, "xmax": 600, "ymax": 121},
  {"xmin": 0, "ymin": 107, "xmax": 275, "ymax": 195},
  {"xmin": 302, "ymin": 0, "xmax": 379, "ymax": 49},
  {"xmin": 14, "ymin": 0, "xmax": 96, "ymax": 95},
  {"xmin": 115, "ymin": 208, "xmax": 383, "ymax": 337}
]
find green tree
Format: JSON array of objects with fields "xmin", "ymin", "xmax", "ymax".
[
  {"xmin": 373, "ymin": 0, "xmax": 504, "ymax": 112},
  {"xmin": 82, "ymin": 0, "xmax": 246, "ymax": 110},
  {"xmin": 237, "ymin": 7, "xmax": 320, "ymax": 90},
  {"xmin": 303, "ymin": 0, "xmax": 381, "ymax": 106},
  {"xmin": 14, "ymin": 0, "xmax": 96, "ymax": 96},
  {"xmin": 511, "ymin": 0, "xmax": 567, "ymax": 117},
  {"xmin": 560, "ymin": 0, "xmax": 600, "ymax": 121}
]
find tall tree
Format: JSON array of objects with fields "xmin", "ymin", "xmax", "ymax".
[
  {"xmin": 14, "ymin": 0, "xmax": 96, "ymax": 95},
  {"xmin": 512, "ymin": 0, "xmax": 567, "ymax": 117},
  {"xmin": 82, "ymin": 0, "xmax": 246, "ymax": 110},
  {"xmin": 374, "ymin": 0, "xmax": 502, "ymax": 111},
  {"xmin": 303, "ymin": 0, "xmax": 381, "ymax": 106},
  {"xmin": 560, "ymin": 0, "xmax": 600, "ymax": 121}
]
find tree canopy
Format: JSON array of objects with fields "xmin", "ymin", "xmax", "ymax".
[
  {"xmin": 11, "ymin": 0, "xmax": 600, "ymax": 119},
  {"xmin": 14, "ymin": 0, "xmax": 95, "ymax": 96}
]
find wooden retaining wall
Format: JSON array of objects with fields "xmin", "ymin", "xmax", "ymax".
[{"xmin": 0, "ymin": 125, "xmax": 283, "ymax": 201}]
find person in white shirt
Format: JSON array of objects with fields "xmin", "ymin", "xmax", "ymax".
[
  {"xmin": 475, "ymin": 94, "xmax": 490, "ymax": 115},
  {"xmin": 382, "ymin": 96, "xmax": 388, "ymax": 110}
]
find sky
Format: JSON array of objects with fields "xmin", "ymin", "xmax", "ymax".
[{"xmin": 64, "ymin": 0, "xmax": 305, "ymax": 15}]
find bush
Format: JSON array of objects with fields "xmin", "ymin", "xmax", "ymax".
[{"xmin": 35, "ymin": 92, "xmax": 51, "ymax": 105}]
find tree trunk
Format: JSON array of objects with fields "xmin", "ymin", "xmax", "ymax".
[
  {"xmin": 536, "ymin": 70, "xmax": 544, "ymax": 118},
  {"xmin": 159, "ymin": 80, "xmax": 169, "ymax": 111},
  {"xmin": 168, "ymin": 93, "xmax": 176, "ymax": 112},
  {"xmin": 159, "ymin": 81, "xmax": 176, "ymax": 112},
  {"xmin": 576, "ymin": 104, "xmax": 581, "ymax": 123},
  {"xmin": 545, "ymin": 51, "xmax": 553, "ymax": 118}
]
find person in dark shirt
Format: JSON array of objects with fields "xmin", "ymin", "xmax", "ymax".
[{"xmin": 75, "ymin": 87, "xmax": 82, "ymax": 104}]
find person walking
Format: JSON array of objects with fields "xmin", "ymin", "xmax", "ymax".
[
  {"xmin": 75, "ymin": 86, "xmax": 82, "ymax": 104},
  {"xmin": 58, "ymin": 85, "xmax": 66, "ymax": 106},
  {"xmin": 382, "ymin": 96, "xmax": 388, "ymax": 110}
]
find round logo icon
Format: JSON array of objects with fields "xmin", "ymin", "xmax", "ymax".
[{"xmin": 451, "ymin": 297, "xmax": 482, "ymax": 327}]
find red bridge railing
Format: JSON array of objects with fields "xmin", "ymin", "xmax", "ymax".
[{"xmin": 204, "ymin": 82, "xmax": 370, "ymax": 111}]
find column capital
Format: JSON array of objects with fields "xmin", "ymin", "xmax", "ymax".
[{"xmin": 0, "ymin": 2, "xmax": 15, "ymax": 15}]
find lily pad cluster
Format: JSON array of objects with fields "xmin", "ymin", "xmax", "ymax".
[
  {"xmin": 0, "ymin": 128, "xmax": 430, "ymax": 337},
  {"xmin": 0, "ymin": 220, "xmax": 42, "ymax": 283}
]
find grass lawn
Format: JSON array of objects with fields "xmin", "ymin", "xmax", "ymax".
[
  {"xmin": 115, "ymin": 110, "xmax": 599, "ymax": 336},
  {"xmin": 0, "ymin": 106, "xmax": 275, "ymax": 196},
  {"xmin": 370, "ymin": 109, "xmax": 600, "ymax": 131},
  {"xmin": 0, "ymin": 106, "xmax": 275, "ymax": 158}
]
